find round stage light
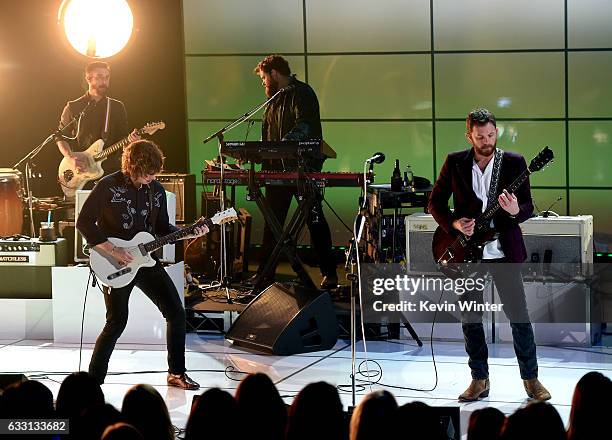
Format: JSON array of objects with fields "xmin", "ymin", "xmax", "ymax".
[{"xmin": 59, "ymin": 0, "xmax": 133, "ymax": 58}]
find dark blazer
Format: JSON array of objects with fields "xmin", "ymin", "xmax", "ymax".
[{"xmin": 428, "ymin": 148, "xmax": 534, "ymax": 263}]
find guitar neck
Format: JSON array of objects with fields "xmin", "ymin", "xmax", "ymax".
[
  {"xmin": 476, "ymin": 168, "xmax": 531, "ymax": 229},
  {"xmin": 93, "ymin": 135, "xmax": 134, "ymax": 161},
  {"xmin": 143, "ymin": 218, "xmax": 214, "ymax": 253}
]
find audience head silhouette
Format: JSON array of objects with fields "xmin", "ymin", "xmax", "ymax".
[
  {"xmin": 185, "ymin": 387, "xmax": 237, "ymax": 440},
  {"xmin": 122, "ymin": 384, "xmax": 174, "ymax": 440},
  {"xmin": 286, "ymin": 381, "xmax": 346, "ymax": 440},
  {"xmin": 235, "ymin": 372, "xmax": 287, "ymax": 440},
  {"xmin": 567, "ymin": 371, "xmax": 612, "ymax": 440},
  {"xmin": 350, "ymin": 390, "xmax": 397, "ymax": 440}
]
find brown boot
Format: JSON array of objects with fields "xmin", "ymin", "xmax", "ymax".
[
  {"xmin": 458, "ymin": 379, "xmax": 490, "ymax": 402},
  {"xmin": 523, "ymin": 378, "xmax": 551, "ymax": 401},
  {"xmin": 167, "ymin": 372, "xmax": 200, "ymax": 390}
]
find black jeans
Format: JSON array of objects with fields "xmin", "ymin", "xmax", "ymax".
[
  {"xmin": 88, "ymin": 262, "xmax": 186, "ymax": 383},
  {"xmin": 259, "ymin": 185, "xmax": 337, "ymax": 278},
  {"xmin": 461, "ymin": 259, "xmax": 538, "ymax": 380}
]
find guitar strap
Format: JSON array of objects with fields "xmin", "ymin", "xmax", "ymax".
[
  {"xmin": 102, "ymin": 97, "xmax": 111, "ymax": 142},
  {"xmin": 485, "ymin": 148, "xmax": 504, "ymax": 211}
]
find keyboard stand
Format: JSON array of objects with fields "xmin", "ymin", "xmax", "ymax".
[{"xmin": 247, "ymin": 162, "xmax": 318, "ymax": 294}]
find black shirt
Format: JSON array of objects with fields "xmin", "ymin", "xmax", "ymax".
[
  {"xmin": 76, "ymin": 171, "xmax": 178, "ymax": 247},
  {"xmin": 261, "ymin": 76, "xmax": 324, "ymax": 171},
  {"xmin": 59, "ymin": 93, "xmax": 129, "ymax": 170}
]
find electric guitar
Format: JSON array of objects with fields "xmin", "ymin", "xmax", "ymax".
[
  {"xmin": 89, "ymin": 208, "xmax": 238, "ymax": 288},
  {"xmin": 58, "ymin": 121, "xmax": 165, "ymax": 199},
  {"xmin": 432, "ymin": 146, "xmax": 554, "ymax": 270}
]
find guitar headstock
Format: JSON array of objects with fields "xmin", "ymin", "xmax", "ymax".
[
  {"xmin": 529, "ymin": 146, "xmax": 554, "ymax": 173},
  {"xmin": 209, "ymin": 207, "xmax": 239, "ymax": 226},
  {"xmin": 139, "ymin": 121, "xmax": 166, "ymax": 136}
]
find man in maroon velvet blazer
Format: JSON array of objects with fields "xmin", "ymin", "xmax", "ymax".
[{"xmin": 428, "ymin": 108, "xmax": 550, "ymax": 402}]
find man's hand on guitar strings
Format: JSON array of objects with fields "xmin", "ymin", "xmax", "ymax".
[
  {"xmin": 183, "ymin": 225, "xmax": 209, "ymax": 240},
  {"xmin": 452, "ymin": 217, "xmax": 475, "ymax": 236},
  {"xmin": 127, "ymin": 128, "xmax": 141, "ymax": 142},
  {"xmin": 112, "ymin": 247, "xmax": 134, "ymax": 266},
  {"xmin": 498, "ymin": 189, "xmax": 520, "ymax": 215}
]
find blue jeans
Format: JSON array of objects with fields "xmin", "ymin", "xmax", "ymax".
[{"xmin": 461, "ymin": 259, "xmax": 538, "ymax": 380}]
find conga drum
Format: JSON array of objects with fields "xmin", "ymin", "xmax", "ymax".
[{"xmin": 0, "ymin": 168, "xmax": 24, "ymax": 236}]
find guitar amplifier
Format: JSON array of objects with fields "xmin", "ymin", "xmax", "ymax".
[
  {"xmin": 406, "ymin": 214, "xmax": 594, "ymax": 271},
  {"xmin": 0, "ymin": 238, "xmax": 68, "ymax": 299},
  {"xmin": 156, "ymin": 174, "xmax": 196, "ymax": 223},
  {"xmin": 74, "ymin": 190, "xmax": 176, "ymax": 263}
]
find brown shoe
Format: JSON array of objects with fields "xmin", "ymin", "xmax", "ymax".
[
  {"xmin": 167, "ymin": 372, "xmax": 200, "ymax": 390},
  {"xmin": 458, "ymin": 379, "xmax": 490, "ymax": 402},
  {"xmin": 523, "ymin": 378, "xmax": 551, "ymax": 401}
]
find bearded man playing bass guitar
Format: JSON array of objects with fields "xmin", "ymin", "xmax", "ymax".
[
  {"xmin": 77, "ymin": 140, "xmax": 207, "ymax": 389},
  {"xmin": 428, "ymin": 108, "xmax": 550, "ymax": 402}
]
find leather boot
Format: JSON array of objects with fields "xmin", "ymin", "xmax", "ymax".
[
  {"xmin": 167, "ymin": 372, "xmax": 200, "ymax": 390},
  {"xmin": 458, "ymin": 379, "xmax": 490, "ymax": 402},
  {"xmin": 523, "ymin": 378, "xmax": 551, "ymax": 401}
]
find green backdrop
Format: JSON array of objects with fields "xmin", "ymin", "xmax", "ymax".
[{"xmin": 183, "ymin": 0, "xmax": 612, "ymax": 248}]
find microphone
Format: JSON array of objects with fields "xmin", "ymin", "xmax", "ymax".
[
  {"xmin": 365, "ymin": 152, "xmax": 385, "ymax": 164},
  {"xmin": 542, "ymin": 196, "xmax": 563, "ymax": 218}
]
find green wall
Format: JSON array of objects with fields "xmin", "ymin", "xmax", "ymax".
[{"xmin": 183, "ymin": 0, "xmax": 612, "ymax": 247}]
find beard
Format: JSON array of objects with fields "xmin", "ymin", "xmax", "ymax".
[
  {"xmin": 264, "ymin": 79, "xmax": 280, "ymax": 98},
  {"xmin": 474, "ymin": 140, "xmax": 496, "ymax": 157},
  {"xmin": 92, "ymin": 84, "xmax": 108, "ymax": 96}
]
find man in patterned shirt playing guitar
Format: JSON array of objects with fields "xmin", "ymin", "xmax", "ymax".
[{"xmin": 77, "ymin": 140, "xmax": 207, "ymax": 389}]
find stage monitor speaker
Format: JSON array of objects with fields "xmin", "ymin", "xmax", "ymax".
[
  {"xmin": 0, "ymin": 373, "xmax": 27, "ymax": 391},
  {"xmin": 226, "ymin": 283, "xmax": 338, "ymax": 355},
  {"xmin": 156, "ymin": 174, "xmax": 196, "ymax": 223}
]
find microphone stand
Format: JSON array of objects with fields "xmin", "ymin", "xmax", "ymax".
[
  {"xmin": 13, "ymin": 110, "xmax": 86, "ymax": 237},
  {"xmin": 344, "ymin": 159, "xmax": 374, "ymax": 411},
  {"xmin": 541, "ymin": 196, "xmax": 563, "ymax": 218},
  {"xmin": 202, "ymin": 88, "xmax": 286, "ymax": 303}
]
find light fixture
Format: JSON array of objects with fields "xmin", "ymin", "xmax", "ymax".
[{"xmin": 58, "ymin": 0, "xmax": 134, "ymax": 58}]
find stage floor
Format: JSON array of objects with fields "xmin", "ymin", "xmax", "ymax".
[{"xmin": 1, "ymin": 335, "xmax": 611, "ymax": 439}]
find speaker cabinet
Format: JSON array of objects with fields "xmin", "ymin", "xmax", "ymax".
[
  {"xmin": 406, "ymin": 213, "xmax": 594, "ymax": 271},
  {"xmin": 226, "ymin": 283, "xmax": 338, "ymax": 355},
  {"xmin": 156, "ymin": 174, "xmax": 196, "ymax": 223}
]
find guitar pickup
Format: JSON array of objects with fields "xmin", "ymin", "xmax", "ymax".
[{"xmin": 107, "ymin": 267, "xmax": 132, "ymax": 280}]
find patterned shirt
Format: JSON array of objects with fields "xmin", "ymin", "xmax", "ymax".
[{"xmin": 76, "ymin": 171, "xmax": 178, "ymax": 247}]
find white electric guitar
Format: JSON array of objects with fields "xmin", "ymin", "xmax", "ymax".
[
  {"xmin": 58, "ymin": 121, "xmax": 165, "ymax": 199},
  {"xmin": 89, "ymin": 208, "xmax": 238, "ymax": 288}
]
